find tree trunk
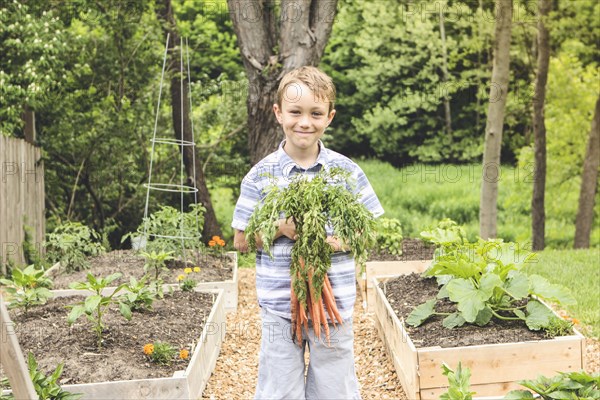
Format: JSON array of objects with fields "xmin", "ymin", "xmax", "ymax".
[
  {"xmin": 574, "ymin": 96, "xmax": 600, "ymax": 248},
  {"xmin": 228, "ymin": 0, "xmax": 338, "ymax": 165},
  {"xmin": 531, "ymin": 0, "xmax": 551, "ymax": 251},
  {"xmin": 479, "ymin": 0, "xmax": 513, "ymax": 239},
  {"xmin": 439, "ymin": 3, "xmax": 452, "ymax": 137},
  {"xmin": 156, "ymin": 0, "xmax": 223, "ymax": 241},
  {"xmin": 21, "ymin": 105, "xmax": 36, "ymax": 144}
]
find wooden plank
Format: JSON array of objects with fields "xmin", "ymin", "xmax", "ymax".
[
  {"xmin": 418, "ymin": 335, "xmax": 584, "ymax": 388},
  {"xmin": 186, "ymin": 289, "xmax": 225, "ymax": 398},
  {"xmin": 0, "ymin": 294, "xmax": 38, "ymax": 399},
  {"xmin": 422, "ymin": 381, "xmax": 522, "ymax": 399},
  {"xmin": 374, "ymin": 277, "xmax": 420, "ymax": 400},
  {"xmin": 64, "ymin": 376, "xmax": 189, "ymax": 399}
]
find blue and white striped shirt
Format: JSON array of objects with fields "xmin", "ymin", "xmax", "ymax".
[{"xmin": 232, "ymin": 140, "xmax": 384, "ymax": 320}]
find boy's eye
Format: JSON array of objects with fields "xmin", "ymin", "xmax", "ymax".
[{"xmin": 312, "ymin": 112, "xmax": 323, "ymax": 117}]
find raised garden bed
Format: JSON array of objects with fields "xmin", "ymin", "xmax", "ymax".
[
  {"xmin": 358, "ymin": 238, "xmax": 435, "ymax": 311},
  {"xmin": 46, "ymin": 250, "xmax": 238, "ymax": 312},
  {"xmin": 2, "ymin": 287, "xmax": 226, "ymax": 399},
  {"xmin": 373, "ymin": 272, "xmax": 584, "ymax": 399}
]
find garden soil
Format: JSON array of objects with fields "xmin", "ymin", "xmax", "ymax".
[
  {"xmin": 6, "ymin": 291, "xmax": 215, "ymax": 384},
  {"xmin": 50, "ymin": 250, "xmax": 234, "ymax": 289}
]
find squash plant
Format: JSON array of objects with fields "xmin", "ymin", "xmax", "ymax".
[
  {"xmin": 408, "ymin": 221, "xmax": 576, "ymax": 332},
  {"xmin": 245, "ymin": 167, "xmax": 377, "ymax": 344}
]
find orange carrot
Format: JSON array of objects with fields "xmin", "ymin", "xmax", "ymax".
[{"xmin": 324, "ymin": 274, "xmax": 344, "ymax": 325}]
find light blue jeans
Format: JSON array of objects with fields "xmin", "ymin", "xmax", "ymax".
[{"xmin": 254, "ymin": 307, "xmax": 361, "ymax": 400}]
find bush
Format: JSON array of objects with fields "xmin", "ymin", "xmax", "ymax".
[{"xmin": 45, "ymin": 222, "xmax": 105, "ymax": 272}]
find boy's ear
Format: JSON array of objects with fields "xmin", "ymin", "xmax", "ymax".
[
  {"xmin": 327, "ymin": 109, "xmax": 336, "ymax": 125},
  {"xmin": 273, "ymin": 104, "xmax": 283, "ymax": 124}
]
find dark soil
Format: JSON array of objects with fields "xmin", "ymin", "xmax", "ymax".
[
  {"xmin": 368, "ymin": 238, "xmax": 436, "ymax": 261},
  {"xmin": 6, "ymin": 291, "xmax": 215, "ymax": 384},
  {"xmin": 50, "ymin": 250, "xmax": 234, "ymax": 289},
  {"xmin": 380, "ymin": 273, "xmax": 552, "ymax": 348}
]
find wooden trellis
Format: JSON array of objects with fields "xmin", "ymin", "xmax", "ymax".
[{"xmin": 0, "ymin": 295, "xmax": 36, "ymax": 399}]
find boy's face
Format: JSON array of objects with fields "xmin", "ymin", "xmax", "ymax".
[{"xmin": 273, "ymin": 83, "xmax": 335, "ymax": 154}]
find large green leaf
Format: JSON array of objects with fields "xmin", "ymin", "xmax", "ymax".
[
  {"xmin": 442, "ymin": 312, "xmax": 466, "ymax": 329},
  {"xmin": 504, "ymin": 271, "xmax": 530, "ymax": 300},
  {"xmin": 529, "ymin": 274, "xmax": 577, "ymax": 305},
  {"xmin": 406, "ymin": 299, "xmax": 437, "ymax": 327},
  {"xmin": 447, "ymin": 278, "xmax": 489, "ymax": 323},
  {"xmin": 84, "ymin": 295, "xmax": 102, "ymax": 314},
  {"xmin": 504, "ymin": 390, "xmax": 535, "ymax": 399},
  {"xmin": 525, "ymin": 300, "xmax": 555, "ymax": 330}
]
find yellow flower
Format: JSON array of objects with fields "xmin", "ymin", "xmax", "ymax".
[
  {"xmin": 193, "ymin": 266, "xmax": 200, "ymax": 273},
  {"xmin": 184, "ymin": 267, "xmax": 192, "ymax": 274},
  {"xmin": 177, "ymin": 274, "xmax": 185, "ymax": 281},
  {"xmin": 179, "ymin": 349, "xmax": 190, "ymax": 360},
  {"xmin": 143, "ymin": 343, "xmax": 154, "ymax": 355}
]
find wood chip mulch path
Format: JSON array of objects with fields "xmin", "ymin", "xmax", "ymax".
[{"xmin": 201, "ymin": 268, "xmax": 407, "ymax": 399}]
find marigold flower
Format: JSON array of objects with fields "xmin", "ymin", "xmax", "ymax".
[
  {"xmin": 179, "ymin": 349, "xmax": 190, "ymax": 359},
  {"xmin": 212, "ymin": 236, "xmax": 221, "ymax": 241},
  {"xmin": 572, "ymin": 318, "xmax": 580, "ymax": 325},
  {"xmin": 143, "ymin": 343, "xmax": 154, "ymax": 355},
  {"xmin": 217, "ymin": 239, "xmax": 225, "ymax": 247},
  {"xmin": 193, "ymin": 266, "xmax": 201, "ymax": 272},
  {"xmin": 208, "ymin": 240, "xmax": 216, "ymax": 247},
  {"xmin": 184, "ymin": 267, "xmax": 192, "ymax": 274},
  {"xmin": 177, "ymin": 274, "xmax": 185, "ymax": 281}
]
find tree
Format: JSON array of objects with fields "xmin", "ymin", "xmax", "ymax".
[
  {"xmin": 156, "ymin": 0, "xmax": 223, "ymax": 240},
  {"xmin": 574, "ymin": 96, "xmax": 600, "ymax": 249},
  {"xmin": 479, "ymin": 0, "xmax": 513, "ymax": 239},
  {"xmin": 227, "ymin": 0, "xmax": 338, "ymax": 165},
  {"xmin": 531, "ymin": 0, "xmax": 551, "ymax": 251}
]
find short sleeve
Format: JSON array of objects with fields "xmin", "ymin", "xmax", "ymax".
[
  {"xmin": 351, "ymin": 166, "xmax": 384, "ymax": 218},
  {"xmin": 231, "ymin": 171, "xmax": 262, "ymax": 231}
]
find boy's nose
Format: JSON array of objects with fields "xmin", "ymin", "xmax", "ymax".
[{"xmin": 299, "ymin": 115, "xmax": 310, "ymax": 128}]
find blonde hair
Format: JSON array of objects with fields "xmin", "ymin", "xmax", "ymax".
[{"xmin": 276, "ymin": 66, "xmax": 336, "ymax": 112}]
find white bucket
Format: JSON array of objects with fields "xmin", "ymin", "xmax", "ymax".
[{"xmin": 131, "ymin": 236, "xmax": 147, "ymax": 250}]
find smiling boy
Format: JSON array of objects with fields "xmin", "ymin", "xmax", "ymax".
[{"xmin": 232, "ymin": 66, "xmax": 383, "ymax": 399}]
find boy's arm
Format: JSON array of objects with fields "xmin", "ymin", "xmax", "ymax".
[{"xmin": 234, "ymin": 219, "xmax": 298, "ymax": 253}]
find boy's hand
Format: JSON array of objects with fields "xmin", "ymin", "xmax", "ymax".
[
  {"xmin": 275, "ymin": 218, "xmax": 298, "ymax": 241},
  {"xmin": 326, "ymin": 236, "xmax": 349, "ymax": 252}
]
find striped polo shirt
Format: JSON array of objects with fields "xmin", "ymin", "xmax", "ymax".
[{"xmin": 232, "ymin": 140, "xmax": 384, "ymax": 320}]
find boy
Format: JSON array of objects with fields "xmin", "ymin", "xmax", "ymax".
[{"xmin": 232, "ymin": 66, "xmax": 383, "ymax": 399}]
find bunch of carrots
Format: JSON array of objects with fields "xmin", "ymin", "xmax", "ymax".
[{"xmin": 290, "ymin": 257, "xmax": 343, "ymax": 346}]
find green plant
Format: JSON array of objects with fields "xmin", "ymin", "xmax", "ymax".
[
  {"xmin": 407, "ymin": 221, "xmax": 576, "ymax": 333},
  {"xmin": 505, "ymin": 371, "xmax": 600, "ymax": 399},
  {"xmin": 0, "ymin": 352, "xmax": 82, "ymax": 400},
  {"xmin": 66, "ymin": 273, "xmax": 131, "ymax": 350},
  {"xmin": 0, "ymin": 264, "xmax": 53, "ymax": 315},
  {"xmin": 440, "ymin": 362, "xmax": 475, "ymax": 400},
  {"xmin": 140, "ymin": 250, "xmax": 174, "ymax": 281},
  {"xmin": 45, "ymin": 222, "xmax": 106, "ymax": 272},
  {"xmin": 245, "ymin": 167, "xmax": 377, "ymax": 344},
  {"xmin": 143, "ymin": 341, "xmax": 178, "ymax": 365},
  {"xmin": 119, "ymin": 276, "xmax": 156, "ymax": 312},
  {"xmin": 375, "ymin": 217, "xmax": 403, "ymax": 255},
  {"xmin": 176, "ymin": 266, "xmax": 201, "ymax": 291},
  {"xmin": 122, "ymin": 204, "xmax": 206, "ymax": 257}
]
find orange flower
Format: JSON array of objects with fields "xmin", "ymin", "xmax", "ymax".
[
  {"xmin": 212, "ymin": 236, "xmax": 221, "ymax": 241},
  {"xmin": 179, "ymin": 349, "xmax": 190, "ymax": 359},
  {"xmin": 143, "ymin": 343, "xmax": 154, "ymax": 355},
  {"xmin": 217, "ymin": 239, "xmax": 225, "ymax": 247},
  {"xmin": 572, "ymin": 318, "xmax": 580, "ymax": 325},
  {"xmin": 208, "ymin": 240, "xmax": 216, "ymax": 247}
]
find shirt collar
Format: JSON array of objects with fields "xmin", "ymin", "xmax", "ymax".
[{"xmin": 277, "ymin": 140, "xmax": 329, "ymax": 177}]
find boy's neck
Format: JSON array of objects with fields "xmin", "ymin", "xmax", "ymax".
[{"xmin": 283, "ymin": 141, "xmax": 320, "ymax": 169}]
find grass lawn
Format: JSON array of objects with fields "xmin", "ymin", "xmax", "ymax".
[{"xmin": 526, "ymin": 248, "xmax": 600, "ymax": 338}]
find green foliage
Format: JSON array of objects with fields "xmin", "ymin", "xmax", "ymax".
[
  {"xmin": 245, "ymin": 167, "xmax": 377, "ymax": 310},
  {"xmin": 0, "ymin": 1, "xmax": 68, "ymax": 135},
  {"xmin": 146, "ymin": 341, "xmax": 178, "ymax": 366},
  {"xmin": 179, "ymin": 277, "xmax": 197, "ymax": 292},
  {"xmin": 375, "ymin": 218, "xmax": 403, "ymax": 255},
  {"xmin": 67, "ymin": 273, "xmax": 131, "ymax": 350},
  {"xmin": 124, "ymin": 205, "xmax": 206, "ymax": 257},
  {"xmin": 506, "ymin": 371, "xmax": 600, "ymax": 400},
  {"xmin": 0, "ymin": 352, "xmax": 82, "ymax": 400},
  {"xmin": 45, "ymin": 222, "xmax": 106, "ymax": 272},
  {"xmin": 119, "ymin": 276, "xmax": 156, "ymax": 312},
  {"xmin": 440, "ymin": 362, "xmax": 475, "ymax": 400},
  {"xmin": 407, "ymin": 221, "xmax": 576, "ymax": 333},
  {"xmin": 0, "ymin": 264, "xmax": 53, "ymax": 314},
  {"xmin": 139, "ymin": 250, "xmax": 175, "ymax": 281}
]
